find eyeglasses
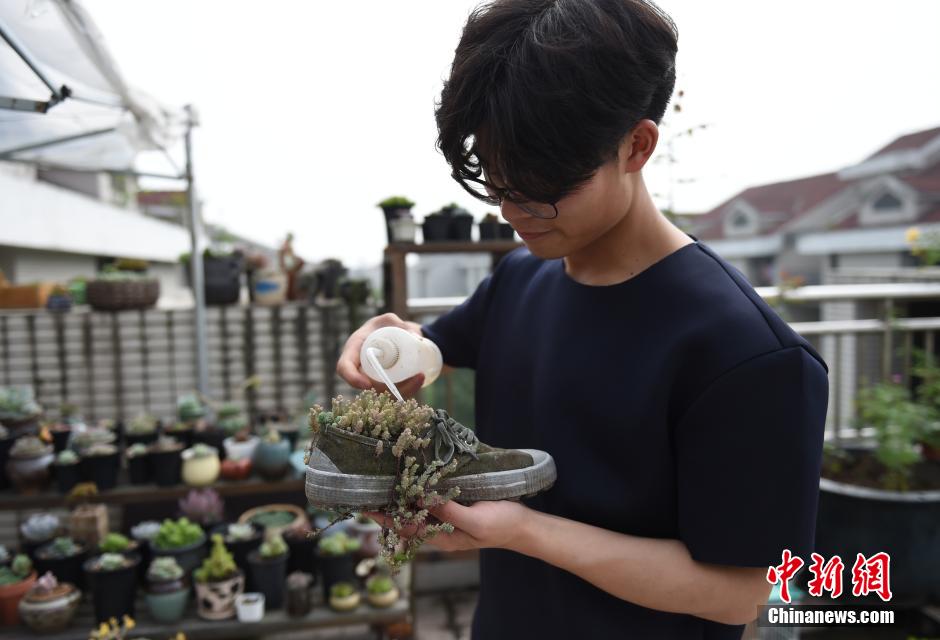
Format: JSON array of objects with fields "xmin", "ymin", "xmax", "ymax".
[{"xmin": 464, "ymin": 174, "xmax": 560, "ymax": 220}]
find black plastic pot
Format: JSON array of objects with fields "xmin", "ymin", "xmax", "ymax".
[
  {"xmin": 128, "ymin": 454, "xmax": 150, "ymax": 485},
  {"xmin": 479, "ymin": 221, "xmax": 500, "ymax": 240},
  {"xmin": 150, "ymin": 448, "xmax": 182, "ymax": 487},
  {"xmin": 315, "ymin": 550, "xmax": 357, "ymax": 601},
  {"xmin": 814, "ymin": 475, "xmax": 940, "ymax": 605},
  {"xmin": 450, "ymin": 215, "xmax": 473, "ymax": 241},
  {"xmin": 84, "ymin": 553, "xmax": 141, "ymax": 623},
  {"xmin": 50, "ymin": 429, "xmax": 71, "ymax": 453},
  {"xmin": 203, "ymin": 255, "xmax": 243, "ymax": 306},
  {"xmin": 284, "ymin": 531, "xmax": 317, "ymax": 577},
  {"xmin": 0, "ymin": 437, "xmax": 13, "ymax": 490},
  {"xmin": 247, "ymin": 550, "xmax": 289, "ymax": 610},
  {"xmin": 210, "ymin": 523, "xmax": 263, "ymax": 583},
  {"xmin": 125, "ymin": 431, "xmax": 158, "ymax": 448},
  {"xmin": 80, "ymin": 451, "xmax": 120, "ymax": 491},
  {"xmin": 150, "ymin": 536, "xmax": 208, "ymax": 576},
  {"xmin": 163, "ymin": 428, "xmax": 195, "ymax": 450},
  {"xmin": 54, "ymin": 462, "xmax": 82, "ymax": 494},
  {"xmin": 498, "ymin": 223, "xmax": 516, "ymax": 240},
  {"xmin": 422, "ymin": 215, "xmax": 450, "ymax": 242},
  {"xmin": 35, "ymin": 545, "xmax": 88, "ymax": 589},
  {"xmin": 287, "ymin": 583, "xmax": 312, "ymax": 617}
]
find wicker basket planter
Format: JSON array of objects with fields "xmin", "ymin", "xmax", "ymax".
[{"xmin": 86, "ymin": 279, "xmax": 159, "ymax": 311}]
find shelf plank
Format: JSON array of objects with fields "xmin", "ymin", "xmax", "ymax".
[{"xmin": 384, "ymin": 240, "xmax": 522, "ymax": 255}]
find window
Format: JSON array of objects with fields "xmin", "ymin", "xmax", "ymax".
[{"xmin": 872, "ymin": 192, "xmax": 902, "ymax": 211}]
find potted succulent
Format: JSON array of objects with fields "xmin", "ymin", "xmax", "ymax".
[
  {"xmin": 150, "ymin": 517, "xmax": 208, "ymax": 575},
  {"xmin": 478, "ymin": 212, "xmax": 501, "ymax": 240},
  {"xmin": 215, "ymin": 403, "xmax": 249, "ymax": 439},
  {"xmin": 53, "ymin": 448, "xmax": 82, "ymax": 493},
  {"xmin": 223, "ymin": 426, "xmax": 260, "ymax": 462},
  {"xmin": 177, "ymin": 393, "xmax": 209, "ymax": 428},
  {"xmin": 327, "ymin": 581, "xmax": 360, "ymax": 612},
  {"xmin": 0, "ymin": 554, "xmax": 36, "ymax": 626},
  {"xmin": 286, "ymin": 571, "xmax": 313, "ymax": 617},
  {"xmin": 17, "ymin": 571, "xmax": 80, "ymax": 633},
  {"xmin": 220, "ymin": 454, "xmax": 253, "ymax": 481},
  {"xmin": 47, "ymin": 408, "xmax": 76, "ymax": 453},
  {"xmin": 239, "ymin": 504, "xmax": 306, "ymax": 537},
  {"xmin": 148, "ymin": 435, "xmax": 184, "ymax": 486},
  {"xmin": 178, "ymin": 488, "xmax": 225, "ymax": 528},
  {"xmin": 181, "ymin": 248, "xmax": 244, "ymax": 306},
  {"xmin": 83, "ymin": 552, "xmax": 140, "ymax": 623},
  {"xmin": 193, "ymin": 534, "xmax": 244, "ymax": 620},
  {"xmin": 365, "ymin": 573, "xmax": 400, "ymax": 608},
  {"xmin": 70, "ymin": 427, "xmax": 116, "ymax": 455},
  {"xmin": 235, "ymin": 592, "xmax": 265, "ymax": 622},
  {"xmin": 34, "ymin": 536, "xmax": 86, "ymax": 589},
  {"xmin": 421, "ymin": 209, "xmax": 450, "ymax": 243},
  {"xmin": 210, "ymin": 523, "xmax": 263, "ymax": 580},
  {"xmin": 182, "ymin": 443, "xmax": 221, "ymax": 487},
  {"xmin": 20, "ymin": 514, "xmax": 61, "ymax": 560},
  {"xmin": 253, "ymin": 428, "xmax": 291, "ymax": 480},
  {"xmin": 378, "ymin": 196, "xmax": 416, "ymax": 244},
  {"xmin": 316, "ymin": 532, "xmax": 360, "ymax": 601},
  {"xmin": 389, "ymin": 215, "xmax": 418, "ymax": 244},
  {"xmin": 0, "ymin": 386, "xmax": 42, "ymax": 437},
  {"xmin": 447, "ymin": 204, "xmax": 474, "ymax": 241},
  {"xmin": 79, "ymin": 442, "xmax": 120, "ymax": 491},
  {"xmin": 124, "ymin": 413, "xmax": 159, "ymax": 447},
  {"xmin": 6, "ymin": 435, "xmax": 54, "ymax": 492},
  {"xmin": 144, "ymin": 557, "xmax": 190, "ymax": 624},
  {"xmin": 126, "ymin": 442, "xmax": 150, "ymax": 484},
  {"xmin": 0, "ymin": 425, "xmax": 13, "ymax": 491},
  {"xmin": 247, "ymin": 533, "xmax": 289, "ymax": 610},
  {"xmin": 283, "ymin": 520, "xmax": 317, "ymax": 576},
  {"xmin": 163, "ymin": 421, "xmax": 195, "ymax": 450},
  {"xmin": 86, "ymin": 269, "xmax": 159, "ymax": 311},
  {"xmin": 45, "ymin": 285, "xmax": 72, "ymax": 313},
  {"xmin": 347, "ymin": 513, "xmax": 382, "ymax": 557}
]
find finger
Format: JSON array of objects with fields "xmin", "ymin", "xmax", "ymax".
[
  {"xmin": 429, "ymin": 501, "xmax": 476, "ymax": 534},
  {"xmin": 395, "ymin": 373, "xmax": 425, "ymax": 398}
]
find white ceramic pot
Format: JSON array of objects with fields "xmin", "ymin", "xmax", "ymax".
[
  {"xmin": 367, "ymin": 586, "xmax": 400, "ymax": 608},
  {"xmin": 223, "ymin": 436, "xmax": 260, "ymax": 461},
  {"xmin": 235, "ymin": 592, "xmax": 265, "ymax": 622},
  {"xmin": 389, "ymin": 217, "xmax": 417, "ymax": 243},
  {"xmin": 253, "ymin": 272, "xmax": 287, "ymax": 306},
  {"xmin": 181, "ymin": 448, "xmax": 221, "ymax": 487}
]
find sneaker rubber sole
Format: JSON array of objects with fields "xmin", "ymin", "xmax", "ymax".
[{"xmin": 305, "ymin": 447, "xmax": 557, "ymax": 510}]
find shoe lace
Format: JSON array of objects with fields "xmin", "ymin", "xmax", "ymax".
[{"xmin": 431, "ymin": 409, "xmax": 479, "ymax": 466}]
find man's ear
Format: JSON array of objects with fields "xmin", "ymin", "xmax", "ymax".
[{"xmin": 618, "ymin": 119, "xmax": 659, "ymax": 174}]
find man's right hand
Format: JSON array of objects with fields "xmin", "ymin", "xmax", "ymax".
[{"xmin": 335, "ymin": 312, "xmax": 427, "ymax": 399}]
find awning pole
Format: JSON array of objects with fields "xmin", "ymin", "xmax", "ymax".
[
  {"xmin": 0, "ymin": 19, "xmax": 69, "ymax": 109},
  {"xmin": 184, "ymin": 104, "xmax": 209, "ymax": 397},
  {"xmin": 0, "ymin": 127, "xmax": 117, "ymax": 159}
]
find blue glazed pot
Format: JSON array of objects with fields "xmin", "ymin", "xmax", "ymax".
[
  {"xmin": 253, "ymin": 439, "xmax": 291, "ymax": 480},
  {"xmin": 145, "ymin": 582, "xmax": 190, "ymax": 623}
]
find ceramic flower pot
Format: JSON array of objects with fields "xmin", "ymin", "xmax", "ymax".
[
  {"xmin": 195, "ymin": 571, "xmax": 244, "ymax": 620},
  {"xmin": 253, "ymin": 439, "xmax": 291, "ymax": 480},
  {"xmin": 220, "ymin": 457, "xmax": 252, "ymax": 481},
  {"xmin": 389, "ymin": 217, "xmax": 417, "ymax": 243},
  {"xmin": 328, "ymin": 590, "xmax": 360, "ymax": 612},
  {"xmin": 145, "ymin": 578, "xmax": 190, "ymax": 624},
  {"xmin": 235, "ymin": 592, "xmax": 264, "ymax": 622},
  {"xmin": 367, "ymin": 585, "xmax": 400, "ymax": 608},
  {"xmin": 0, "ymin": 572, "xmax": 37, "ymax": 626},
  {"xmin": 18, "ymin": 585, "xmax": 81, "ymax": 633},
  {"xmin": 223, "ymin": 435, "xmax": 259, "ymax": 461},
  {"xmin": 253, "ymin": 272, "xmax": 287, "ymax": 306},
  {"xmin": 7, "ymin": 450, "xmax": 54, "ymax": 493},
  {"xmin": 181, "ymin": 448, "xmax": 221, "ymax": 487}
]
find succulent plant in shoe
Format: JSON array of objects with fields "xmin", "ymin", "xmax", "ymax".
[
  {"xmin": 305, "ymin": 390, "xmax": 556, "ymax": 570},
  {"xmin": 21, "ymin": 513, "xmax": 60, "ymax": 541}
]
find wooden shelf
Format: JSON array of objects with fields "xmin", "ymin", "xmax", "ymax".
[
  {"xmin": 384, "ymin": 240, "xmax": 522, "ymax": 255},
  {"xmin": 0, "ymin": 475, "xmax": 305, "ymax": 510}
]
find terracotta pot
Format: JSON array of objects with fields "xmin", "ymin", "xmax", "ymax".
[
  {"xmin": 0, "ymin": 572, "xmax": 37, "ymax": 626},
  {"xmin": 194, "ymin": 571, "xmax": 244, "ymax": 620},
  {"xmin": 220, "ymin": 457, "xmax": 252, "ymax": 481}
]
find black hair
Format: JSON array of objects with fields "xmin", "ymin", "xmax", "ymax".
[{"xmin": 435, "ymin": 0, "xmax": 678, "ymax": 205}]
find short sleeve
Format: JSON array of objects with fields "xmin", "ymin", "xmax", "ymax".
[
  {"xmin": 674, "ymin": 345, "xmax": 829, "ymax": 567},
  {"xmin": 420, "ymin": 256, "xmax": 508, "ymax": 369}
]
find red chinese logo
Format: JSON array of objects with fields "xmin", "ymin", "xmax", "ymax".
[
  {"xmin": 766, "ymin": 549, "xmax": 804, "ymax": 604},
  {"xmin": 851, "ymin": 552, "xmax": 892, "ymax": 602},
  {"xmin": 807, "ymin": 552, "xmax": 845, "ymax": 598}
]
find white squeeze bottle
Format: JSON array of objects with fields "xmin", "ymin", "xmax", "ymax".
[{"xmin": 359, "ymin": 326, "xmax": 443, "ymax": 402}]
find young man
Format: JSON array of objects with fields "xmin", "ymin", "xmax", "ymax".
[{"xmin": 337, "ymin": 1, "xmax": 829, "ymax": 638}]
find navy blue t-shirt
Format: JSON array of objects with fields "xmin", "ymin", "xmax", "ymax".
[{"xmin": 420, "ymin": 235, "xmax": 830, "ymax": 640}]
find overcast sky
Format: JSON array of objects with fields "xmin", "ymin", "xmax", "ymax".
[{"xmin": 86, "ymin": 0, "xmax": 940, "ymax": 267}]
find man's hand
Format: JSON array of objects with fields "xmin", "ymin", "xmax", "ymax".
[
  {"xmin": 335, "ymin": 312, "xmax": 426, "ymax": 398},
  {"xmin": 364, "ymin": 499, "xmax": 533, "ymax": 552}
]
